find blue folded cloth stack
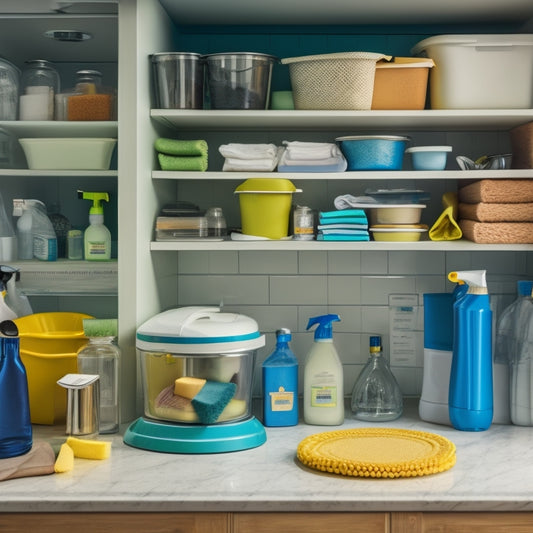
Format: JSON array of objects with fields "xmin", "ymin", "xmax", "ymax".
[{"xmin": 317, "ymin": 209, "xmax": 369, "ymax": 241}]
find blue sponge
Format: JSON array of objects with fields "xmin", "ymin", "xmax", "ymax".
[{"xmin": 191, "ymin": 381, "xmax": 237, "ymax": 424}]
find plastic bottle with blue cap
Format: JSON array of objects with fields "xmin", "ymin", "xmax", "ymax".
[
  {"xmin": 448, "ymin": 270, "xmax": 493, "ymax": 431},
  {"xmin": 262, "ymin": 328, "xmax": 298, "ymax": 427},
  {"xmin": 303, "ymin": 314, "xmax": 344, "ymax": 425}
]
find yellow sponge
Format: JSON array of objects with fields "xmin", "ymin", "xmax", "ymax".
[
  {"xmin": 54, "ymin": 443, "xmax": 74, "ymax": 473},
  {"xmin": 66, "ymin": 436, "xmax": 112, "ymax": 460},
  {"xmin": 174, "ymin": 376, "xmax": 206, "ymax": 399}
]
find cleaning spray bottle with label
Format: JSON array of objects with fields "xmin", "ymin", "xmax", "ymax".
[
  {"xmin": 262, "ymin": 328, "xmax": 299, "ymax": 427},
  {"xmin": 304, "ymin": 314, "xmax": 344, "ymax": 425},
  {"xmin": 78, "ymin": 190, "xmax": 111, "ymax": 261},
  {"xmin": 448, "ymin": 270, "xmax": 493, "ymax": 431}
]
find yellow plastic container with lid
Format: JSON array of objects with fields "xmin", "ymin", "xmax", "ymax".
[
  {"xmin": 14, "ymin": 312, "xmax": 93, "ymax": 425},
  {"xmin": 234, "ymin": 178, "xmax": 301, "ymax": 239}
]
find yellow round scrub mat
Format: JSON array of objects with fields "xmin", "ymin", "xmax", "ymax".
[{"xmin": 297, "ymin": 427, "xmax": 456, "ymax": 479}]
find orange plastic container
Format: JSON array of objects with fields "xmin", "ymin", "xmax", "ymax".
[
  {"xmin": 14, "ymin": 312, "xmax": 93, "ymax": 425},
  {"xmin": 371, "ymin": 57, "xmax": 434, "ymax": 110}
]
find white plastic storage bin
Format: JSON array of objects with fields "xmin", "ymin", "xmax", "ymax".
[{"xmin": 411, "ymin": 34, "xmax": 533, "ymax": 109}]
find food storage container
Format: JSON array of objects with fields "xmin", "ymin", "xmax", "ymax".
[
  {"xmin": 406, "ymin": 146, "xmax": 452, "ymax": 170},
  {"xmin": 19, "ymin": 59, "xmax": 60, "ymax": 121},
  {"xmin": 367, "ymin": 204, "xmax": 426, "ymax": 225},
  {"xmin": 19, "ymin": 138, "xmax": 117, "ymax": 170},
  {"xmin": 411, "ymin": 34, "xmax": 533, "ymax": 109},
  {"xmin": 14, "ymin": 312, "xmax": 93, "ymax": 425},
  {"xmin": 136, "ymin": 307, "xmax": 265, "ymax": 425},
  {"xmin": 151, "ymin": 52, "xmax": 204, "ymax": 109},
  {"xmin": 234, "ymin": 178, "xmax": 301, "ymax": 239},
  {"xmin": 281, "ymin": 52, "xmax": 389, "ymax": 110},
  {"xmin": 370, "ymin": 224, "xmax": 428, "ymax": 241},
  {"xmin": 0, "ymin": 58, "xmax": 19, "ymax": 121},
  {"xmin": 204, "ymin": 52, "xmax": 276, "ymax": 109},
  {"xmin": 336, "ymin": 135, "xmax": 410, "ymax": 171},
  {"xmin": 372, "ymin": 57, "xmax": 434, "ymax": 110}
]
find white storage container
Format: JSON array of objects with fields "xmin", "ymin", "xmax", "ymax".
[{"xmin": 411, "ymin": 34, "xmax": 533, "ymax": 109}]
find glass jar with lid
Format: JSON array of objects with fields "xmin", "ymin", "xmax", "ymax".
[
  {"xmin": 0, "ymin": 58, "xmax": 19, "ymax": 121},
  {"xmin": 19, "ymin": 59, "xmax": 60, "ymax": 120}
]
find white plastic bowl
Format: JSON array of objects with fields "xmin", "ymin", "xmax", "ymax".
[
  {"xmin": 405, "ymin": 145, "xmax": 452, "ymax": 171},
  {"xmin": 19, "ymin": 138, "xmax": 117, "ymax": 170},
  {"xmin": 367, "ymin": 204, "xmax": 426, "ymax": 225}
]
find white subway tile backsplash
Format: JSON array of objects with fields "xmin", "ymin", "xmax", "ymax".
[
  {"xmin": 327, "ymin": 251, "xmax": 361, "ymax": 274},
  {"xmin": 361, "ymin": 250, "xmax": 388, "ymax": 274},
  {"xmin": 178, "ymin": 251, "xmax": 209, "ymax": 273},
  {"xmin": 270, "ymin": 275, "xmax": 328, "ymax": 304},
  {"xmin": 298, "ymin": 251, "xmax": 328, "ymax": 274},
  {"xmin": 327, "ymin": 275, "xmax": 361, "ymax": 304},
  {"xmin": 389, "ymin": 251, "xmax": 446, "ymax": 275},
  {"xmin": 240, "ymin": 250, "xmax": 298, "ymax": 274},
  {"xmin": 208, "ymin": 251, "xmax": 238, "ymax": 273},
  {"xmin": 361, "ymin": 276, "xmax": 417, "ymax": 304},
  {"xmin": 361, "ymin": 305, "xmax": 389, "ymax": 335}
]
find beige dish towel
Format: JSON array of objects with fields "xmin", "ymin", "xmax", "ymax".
[
  {"xmin": 429, "ymin": 192, "xmax": 462, "ymax": 241},
  {"xmin": 458, "ymin": 179, "xmax": 533, "ymax": 204},
  {"xmin": 460, "ymin": 220, "xmax": 533, "ymax": 244},
  {"xmin": 459, "ymin": 202, "xmax": 533, "ymax": 222},
  {"xmin": 0, "ymin": 440, "xmax": 55, "ymax": 481}
]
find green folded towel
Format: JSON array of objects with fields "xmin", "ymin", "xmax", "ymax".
[
  {"xmin": 155, "ymin": 138, "xmax": 208, "ymax": 157},
  {"xmin": 158, "ymin": 153, "xmax": 208, "ymax": 172}
]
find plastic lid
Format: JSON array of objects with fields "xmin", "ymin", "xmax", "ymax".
[
  {"xmin": 336, "ymin": 135, "xmax": 410, "ymax": 142},
  {"xmin": 235, "ymin": 178, "xmax": 298, "ymax": 193},
  {"xmin": 276, "ymin": 328, "xmax": 292, "ymax": 343},
  {"xmin": 369, "ymin": 335, "xmax": 381, "ymax": 352},
  {"xmin": 405, "ymin": 146, "xmax": 452, "ymax": 153},
  {"xmin": 136, "ymin": 306, "xmax": 265, "ymax": 354}
]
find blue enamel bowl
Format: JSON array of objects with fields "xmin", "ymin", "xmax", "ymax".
[{"xmin": 336, "ymin": 135, "xmax": 410, "ymax": 171}]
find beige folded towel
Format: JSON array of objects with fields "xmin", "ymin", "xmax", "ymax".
[
  {"xmin": 0, "ymin": 441, "xmax": 55, "ymax": 481},
  {"xmin": 458, "ymin": 179, "xmax": 533, "ymax": 204},
  {"xmin": 460, "ymin": 219, "xmax": 533, "ymax": 244},
  {"xmin": 459, "ymin": 202, "xmax": 533, "ymax": 222}
]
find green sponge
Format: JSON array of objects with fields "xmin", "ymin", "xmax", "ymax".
[
  {"xmin": 157, "ymin": 153, "xmax": 208, "ymax": 172},
  {"xmin": 191, "ymin": 381, "xmax": 237, "ymax": 424},
  {"xmin": 82, "ymin": 318, "xmax": 118, "ymax": 338},
  {"xmin": 154, "ymin": 138, "xmax": 208, "ymax": 157}
]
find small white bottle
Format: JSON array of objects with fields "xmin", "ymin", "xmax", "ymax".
[
  {"xmin": 14, "ymin": 202, "xmax": 33, "ymax": 260},
  {"xmin": 303, "ymin": 314, "xmax": 344, "ymax": 425},
  {"xmin": 78, "ymin": 191, "xmax": 111, "ymax": 261}
]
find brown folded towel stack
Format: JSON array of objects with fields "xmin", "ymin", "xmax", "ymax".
[{"xmin": 458, "ymin": 179, "xmax": 533, "ymax": 244}]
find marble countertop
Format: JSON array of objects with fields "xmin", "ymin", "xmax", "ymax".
[{"xmin": 1, "ymin": 400, "xmax": 533, "ymax": 514}]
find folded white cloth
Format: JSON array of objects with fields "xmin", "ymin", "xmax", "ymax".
[
  {"xmin": 282, "ymin": 141, "xmax": 340, "ymax": 161},
  {"xmin": 222, "ymin": 146, "xmax": 283, "ymax": 172},
  {"xmin": 334, "ymin": 194, "xmax": 379, "ymax": 210},
  {"xmin": 279, "ymin": 147, "xmax": 347, "ymax": 169},
  {"xmin": 218, "ymin": 143, "xmax": 278, "ymax": 160}
]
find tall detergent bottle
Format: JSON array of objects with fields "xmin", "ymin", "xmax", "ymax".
[
  {"xmin": 304, "ymin": 314, "xmax": 344, "ymax": 425},
  {"xmin": 262, "ymin": 328, "xmax": 299, "ymax": 427},
  {"xmin": 78, "ymin": 190, "xmax": 111, "ymax": 261},
  {"xmin": 448, "ymin": 270, "xmax": 493, "ymax": 431}
]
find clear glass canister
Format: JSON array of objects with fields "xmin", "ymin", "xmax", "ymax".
[
  {"xmin": 77, "ymin": 328, "xmax": 120, "ymax": 434},
  {"xmin": 0, "ymin": 58, "xmax": 19, "ymax": 121},
  {"xmin": 293, "ymin": 205, "xmax": 314, "ymax": 240},
  {"xmin": 19, "ymin": 60, "xmax": 60, "ymax": 120},
  {"xmin": 205, "ymin": 207, "xmax": 227, "ymax": 237}
]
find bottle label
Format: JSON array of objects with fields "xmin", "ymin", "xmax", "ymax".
[
  {"xmin": 310, "ymin": 385, "xmax": 337, "ymax": 408},
  {"xmin": 269, "ymin": 387, "xmax": 295, "ymax": 412}
]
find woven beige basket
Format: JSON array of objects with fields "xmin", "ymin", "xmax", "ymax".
[{"xmin": 281, "ymin": 52, "xmax": 390, "ymax": 110}]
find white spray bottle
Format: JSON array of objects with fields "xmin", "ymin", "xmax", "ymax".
[{"xmin": 303, "ymin": 314, "xmax": 344, "ymax": 425}]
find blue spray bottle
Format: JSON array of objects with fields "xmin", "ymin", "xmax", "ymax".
[
  {"xmin": 303, "ymin": 314, "xmax": 344, "ymax": 425},
  {"xmin": 448, "ymin": 270, "xmax": 493, "ymax": 431},
  {"xmin": 0, "ymin": 320, "xmax": 32, "ymax": 458},
  {"xmin": 262, "ymin": 328, "xmax": 299, "ymax": 427}
]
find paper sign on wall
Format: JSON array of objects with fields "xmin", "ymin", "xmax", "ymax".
[{"xmin": 389, "ymin": 294, "xmax": 418, "ymax": 366}]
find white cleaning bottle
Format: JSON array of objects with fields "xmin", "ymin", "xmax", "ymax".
[
  {"xmin": 303, "ymin": 314, "xmax": 344, "ymax": 425},
  {"xmin": 78, "ymin": 190, "xmax": 111, "ymax": 261}
]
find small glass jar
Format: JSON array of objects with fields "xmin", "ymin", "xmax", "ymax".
[
  {"xmin": 19, "ymin": 60, "xmax": 60, "ymax": 120},
  {"xmin": 77, "ymin": 332, "xmax": 120, "ymax": 434},
  {"xmin": 293, "ymin": 205, "xmax": 314, "ymax": 240},
  {"xmin": 205, "ymin": 207, "xmax": 227, "ymax": 237}
]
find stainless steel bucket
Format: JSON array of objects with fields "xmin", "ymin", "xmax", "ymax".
[{"xmin": 150, "ymin": 52, "xmax": 204, "ymax": 109}]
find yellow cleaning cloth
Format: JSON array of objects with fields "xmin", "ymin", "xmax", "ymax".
[
  {"xmin": 66, "ymin": 436, "xmax": 112, "ymax": 460},
  {"xmin": 429, "ymin": 192, "xmax": 462, "ymax": 241}
]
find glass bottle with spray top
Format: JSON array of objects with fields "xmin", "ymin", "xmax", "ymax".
[
  {"xmin": 303, "ymin": 314, "xmax": 344, "ymax": 425},
  {"xmin": 262, "ymin": 328, "xmax": 299, "ymax": 427}
]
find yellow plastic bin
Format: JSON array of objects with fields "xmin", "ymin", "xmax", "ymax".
[
  {"xmin": 14, "ymin": 312, "xmax": 93, "ymax": 425},
  {"xmin": 234, "ymin": 178, "xmax": 301, "ymax": 239}
]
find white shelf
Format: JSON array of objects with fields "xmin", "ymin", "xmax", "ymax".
[
  {"xmin": 153, "ymin": 169, "xmax": 533, "ymax": 180},
  {"xmin": 151, "ymin": 109, "xmax": 533, "ymax": 132},
  {"xmin": 151, "ymin": 240, "xmax": 533, "ymax": 252},
  {"xmin": 0, "ymin": 169, "xmax": 117, "ymax": 177},
  {"xmin": 0, "ymin": 121, "xmax": 118, "ymax": 138}
]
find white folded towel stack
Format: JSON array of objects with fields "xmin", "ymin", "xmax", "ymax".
[
  {"xmin": 219, "ymin": 143, "xmax": 282, "ymax": 171},
  {"xmin": 279, "ymin": 140, "xmax": 347, "ymax": 169}
]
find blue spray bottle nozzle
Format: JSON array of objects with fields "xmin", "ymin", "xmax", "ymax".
[{"xmin": 306, "ymin": 314, "xmax": 341, "ymax": 340}]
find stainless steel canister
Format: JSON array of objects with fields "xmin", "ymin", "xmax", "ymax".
[
  {"xmin": 57, "ymin": 374, "xmax": 100, "ymax": 437},
  {"xmin": 150, "ymin": 52, "xmax": 204, "ymax": 109}
]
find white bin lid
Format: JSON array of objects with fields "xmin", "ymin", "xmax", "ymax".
[
  {"xmin": 412, "ymin": 34, "xmax": 533, "ymax": 55},
  {"xmin": 136, "ymin": 306, "xmax": 265, "ymax": 354}
]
